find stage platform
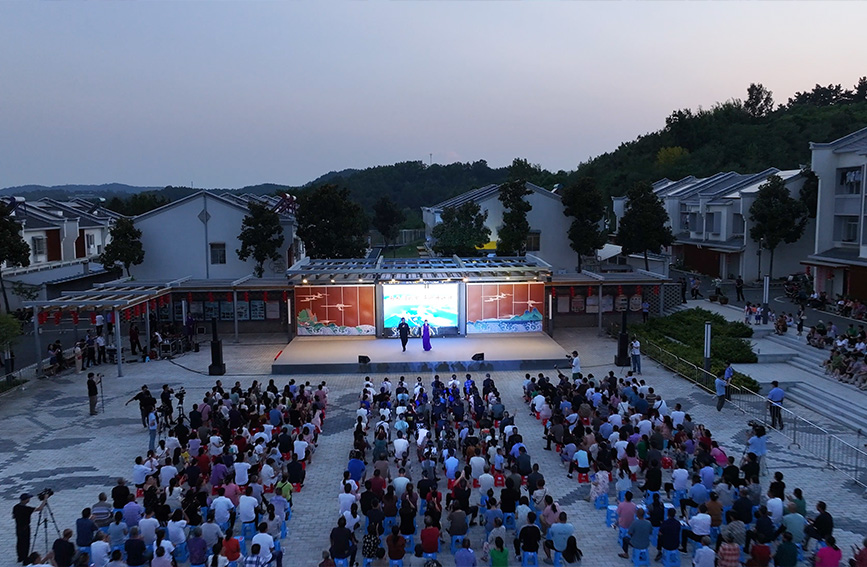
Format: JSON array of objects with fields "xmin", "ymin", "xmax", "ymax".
[{"xmin": 271, "ymin": 333, "xmax": 569, "ymax": 375}]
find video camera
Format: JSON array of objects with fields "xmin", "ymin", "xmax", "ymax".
[
  {"xmin": 174, "ymin": 387, "xmax": 186, "ymax": 402},
  {"xmin": 37, "ymin": 488, "xmax": 53, "ymax": 501}
]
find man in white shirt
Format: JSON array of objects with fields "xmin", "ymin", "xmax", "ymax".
[
  {"xmin": 392, "ymin": 468, "xmax": 411, "ymax": 499},
  {"xmin": 630, "ymin": 338, "xmax": 642, "ymax": 375},
  {"xmin": 208, "ymin": 433, "xmax": 224, "ymax": 457},
  {"xmin": 158, "ymin": 458, "xmax": 178, "ymax": 488},
  {"xmin": 692, "ymin": 536, "xmax": 715, "ymax": 567},
  {"xmin": 293, "ymin": 437, "xmax": 309, "ymax": 462},
  {"xmin": 766, "ymin": 494, "xmax": 784, "ymax": 525},
  {"xmin": 392, "ymin": 432, "xmax": 409, "ymax": 464},
  {"xmin": 251, "ymin": 523, "xmax": 279, "ymax": 565},
  {"xmin": 211, "ymin": 488, "xmax": 234, "ymax": 528},
  {"xmin": 670, "ymin": 466, "xmax": 690, "ymax": 497},
  {"xmin": 132, "ymin": 457, "xmax": 151, "ymax": 487},
  {"xmin": 338, "ymin": 483, "xmax": 356, "ymax": 514},
  {"xmin": 138, "ymin": 509, "xmax": 160, "ymax": 546},
  {"xmin": 238, "ymin": 486, "xmax": 260, "ymax": 527},
  {"xmin": 90, "ymin": 531, "xmax": 111, "ymax": 567},
  {"xmin": 670, "ymin": 404, "xmax": 686, "ymax": 428},
  {"xmin": 679, "ymin": 504, "xmax": 711, "ymax": 552},
  {"xmin": 469, "ymin": 450, "xmax": 486, "ymax": 479},
  {"xmin": 233, "ymin": 458, "xmax": 252, "ymax": 486}
]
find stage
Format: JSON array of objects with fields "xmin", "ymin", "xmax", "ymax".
[{"xmin": 271, "ymin": 333, "xmax": 569, "ymax": 375}]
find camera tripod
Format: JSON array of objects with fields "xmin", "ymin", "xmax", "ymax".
[{"xmin": 31, "ymin": 498, "xmax": 60, "ymax": 556}]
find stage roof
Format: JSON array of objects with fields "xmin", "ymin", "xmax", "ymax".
[{"xmin": 286, "ymin": 256, "xmax": 553, "ymax": 284}]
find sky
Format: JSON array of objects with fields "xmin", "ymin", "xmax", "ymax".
[{"xmin": 1, "ymin": 2, "xmax": 866, "ymax": 189}]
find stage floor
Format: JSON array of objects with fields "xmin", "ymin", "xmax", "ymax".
[{"xmin": 271, "ymin": 333, "xmax": 568, "ymax": 375}]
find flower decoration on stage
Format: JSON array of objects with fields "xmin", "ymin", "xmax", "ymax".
[
  {"xmin": 618, "ymin": 285, "xmax": 623, "ymax": 296},
  {"xmin": 71, "ymin": 311, "xmax": 79, "ymax": 325},
  {"xmin": 54, "ymin": 310, "xmax": 62, "ymax": 325},
  {"xmin": 124, "ymin": 309, "xmax": 131, "ymax": 321},
  {"xmin": 38, "ymin": 311, "xmax": 48, "ymax": 325},
  {"xmin": 225, "ymin": 292, "xmax": 232, "ymax": 303}
]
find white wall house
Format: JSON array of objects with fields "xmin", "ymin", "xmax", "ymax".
[
  {"xmin": 806, "ymin": 127, "xmax": 867, "ymax": 299},
  {"xmin": 612, "ymin": 168, "xmax": 814, "ymax": 280},
  {"xmin": 421, "ymin": 183, "xmax": 580, "ymax": 273},
  {"xmin": 131, "ymin": 191, "xmax": 302, "ymax": 281}
]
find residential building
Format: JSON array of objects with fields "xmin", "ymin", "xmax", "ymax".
[
  {"xmin": 421, "ymin": 182, "xmax": 580, "ymax": 273},
  {"xmin": 806, "ymin": 127, "xmax": 867, "ymax": 298},
  {"xmin": 612, "ymin": 168, "xmax": 814, "ymax": 280},
  {"xmin": 130, "ymin": 191, "xmax": 302, "ymax": 281}
]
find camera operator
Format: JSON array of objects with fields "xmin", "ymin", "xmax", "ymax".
[
  {"xmin": 87, "ymin": 372, "xmax": 101, "ymax": 416},
  {"xmin": 159, "ymin": 384, "xmax": 174, "ymax": 423},
  {"xmin": 13, "ymin": 491, "xmax": 47, "ymax": 564}
]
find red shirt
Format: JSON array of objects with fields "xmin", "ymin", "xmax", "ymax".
[
  {"xmin": 420, "ymin": 527, "xmax": 440, "ymax": 553},
  {"xmin": 370, "ymin": 476, "xmax": 387, "ymax": 498},
  {"xmin": 222, "ymin": 537, "xmax": 241, "ymax": 561}
]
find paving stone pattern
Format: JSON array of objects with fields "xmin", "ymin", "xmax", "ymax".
[{"xmin": 1, "ymin": 330, "xmax": 865, "ymax": 565}]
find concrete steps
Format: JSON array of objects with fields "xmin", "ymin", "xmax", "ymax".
[{"xmin": 786, "ymin": 380, "xmax": 867, "ymax": 434}]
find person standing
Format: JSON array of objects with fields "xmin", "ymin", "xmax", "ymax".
[
  {"xmin": 422, "ymin": 321, "xmax": 432, "ymax": 352},
  {"xmin": 14, "ymin": 493, "xmax": 46, "ymax": 564},
  {"xmin": 715, "ymin": 371, "xmax": 730, "ymax": 412},
  {"xmin": 126, "ymin": 386, "xmax": 155, "ymax": 428},
  {"xmin": 96, "ymin": 334, "xmax": 107, "ymax": 365},
  {"xmin": 630, "ymin": 337, "xmax": 642, "ymax": 375},
  {"xmin": 129, "ymin": 325, "xmax": 142, "ymax": 356},
  {"xmin": 85, "ymin": 332, "xmax": 96, "ymax": 368},
  {"xmin": 95, "ymin": 312, "xmax": 105, "ymax": 336},
  {"xmin": 767, "ymin": 381, "xmax": 785, "ymax": 430},
  {"xmin": 641, "ymin": 299, "xmax": 650, "ymax": 323},
  {"xmin": 680, "ymin": 277, "xmax": 688, "ymax": 304},
  {"xmin": 147, "ymin": 406, "xmax": 158, "ymax": 452},
  {"xmin": 87, "ymin": 372, "xmax": 101, "ymax": 416},
  {"xmin": 796, "ymin": 308, "xmax": 806, "ymax": 337},
  {"xmin": 735, "ymin": 276, "xmax": 745, "ymax": 302},
  {"xmin": 397, "ymin": 318, "xmax": 410, "ymax": 352},
  {"xmin": 74, "ymin": 340, "xmax": 83, "ymax": 374}
]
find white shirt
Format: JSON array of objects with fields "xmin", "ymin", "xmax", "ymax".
[
  {"xmin": 608, "ymin": 414, "xmax": 623, "ymax": 427},
  {"xmin": 469, "ymin": 456, "xmax": 486, "ymax": 479},
  {"xmin": 766, "ymin": 497, "xmax": 784, "ymax": 524},
  {"xmin": 393, "ymin": 438, "xmax": 409, "ymax": 458},
  {"xmin": 90, "ymin": 540, "xmax": 111, "ymax": 567},
  {"xmin": 159, "ymin": 465, "xmax": 178, "ymax": 487},
  {"xmin": 631, "ymin": 340, "xmax": 641, "ymax": 356},
  {"xmin": 338, "ymin": 492, "xmax": 356, "ymax": 515},
  {"xmin": 139, "ymin": 516, "xmax": 159, "ymax": 545},
  {"xmin": 671, "ymin": 468, "xmax": 690, "ymax": 492},
  {"xmin": 393, "ymin": 476, "xmax": 410, "ymax": 498},
  {"xmin": 209, "ymin": 436, "xmax": 224, "ymax": 456},
  {"xmin": 293, "ymin": 440, "xmax": 309, "ymax": 459},
  {"xmin": 211, "ymin": 496, "xmax": 234, "ymax": 524},
  {"xmin": 571, "ymin": 355, "xmax": 581, "ymax": 373},
  {"xmin": 132, "ymin": 464, "xmax": 151, "ymax": 486},
  {"xmin": 238, "ymin": 494, "xmax": 259, "ymax": 523},
  {"xmin": 693, "ymin": 546, "xmax": 715, "ymax": 567},
  {"xmin": 234, "ymin": 462, "xmax": 252, "ymax": 486},
  {"xmin": 688, "ymin": 512, "xmax": 711, "ymax": 536},
  {"xmin": 167, "ymin": 519, "xmax": 187, "ymax": 544},
  {"xmin": 260, "ymin": 463, "xmax": 277, "ymax": 486},
  {"xmin": 251, "ymin": 532, "xmax": 274, "ymax": 563},
  {"xmin": 671, "ymin": 410, "xmax": 686, "ymax": 427}
]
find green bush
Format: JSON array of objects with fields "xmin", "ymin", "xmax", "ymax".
[{"xmin": 633, "ymin": 308, "xmax": 759, "ymax": 390}]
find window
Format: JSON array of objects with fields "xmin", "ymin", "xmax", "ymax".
[
  {"xmin": 210, "ymin": 243, "xmax": 227, "ymax": 264},
  {"xmin": 837, "ymin": 167, "xmax": 863, "ymax": 195},
  {"xmin": 732, "ymin": 214, "xmax": 745, "ymax": 235},
  {"xmin": 525, "ymin": 231, "xmax": 541, "ymax": 252},
  {"xmin": 31, "ymin": 236, "xmax": 46, "ymax": 257},
  {"xmin": 85, "ymin": 233, "xmax": 95, "ymax": 253},
  {"xmin": 834, "ymin": 216, "xmax": 859, "ymax": 243}
]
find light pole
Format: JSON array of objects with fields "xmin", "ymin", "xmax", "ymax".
[
  {"xmin": 704, "ymin": 321, "xmax": 712, "ymax": 372},
  {"xmin": 762, "ymin": 275, "xmax": 770, "ymax": 325}
]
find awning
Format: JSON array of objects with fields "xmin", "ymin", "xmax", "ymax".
[
  {"xmin": 477, "ymin": 241, "xmax": 497, "ymax": 251},
  {"xmin": 801, "ymin": 259, "xmax": 849, "ymax": 269},
  {"xmin": 597, "ymin": 243, "xmax": 622, "ymax": 261}
]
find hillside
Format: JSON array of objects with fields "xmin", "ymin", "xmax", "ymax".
[{"xmin": 0, "ymin": 182, "xmax": 161, "ymax": 197}]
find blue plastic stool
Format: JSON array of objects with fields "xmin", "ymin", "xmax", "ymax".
[
  {"xmin": 241, "ymin": 521, "xmax": 257, "ymax": 540},
  {"xmin": 552, "ymin": 550, "xmax": 563, "ymax": 566},
  {"xmin": 200, "ymin": 506, "xmax": 209, "ymax": 520},
  {"xmin": 672, "ymin": 490, "xmax": 686, "ymax": 508},
  {"xmin": 334, "ymin": 558, "xmax": 350, "ymax": 567},
  {"xmin": 521, "ymin": 551, "xmax": 539, "ymax": 566},
  {"xmin": 451, "ymin": 535, "xmax": 465, "ymax": 554},
  {"xmin": 173, "ymin": 541, "xmax": 189, "ymax": 563},
  {"xmin": 363, "ymin": 559, "xmax": 375, "ymax": 567},
  {"xmin": 618, "ymin": 490, "xmax": 628, "ymax": 502},
  {"xmin": 796, "ymin": 543, "xmax": 805, "ymax": 562},
  {"xmin": 632, "ymin": 548, "xmax": 650, "ymax": 566},
  {"xmin": 503, "ymin": 512, "xmax": 516, "ymax": 530},
  {"xmin": 618, "ymin": 527, "xmax": 629, "ymax": 547},
  {"xmin": 274, "ymin": 539, "xmax": 281, "ymax": 552},
  {"xmin": 644, "ymin": 491, "xmax": 660, "ymax": 506},
  {"xmin": 389, "ymin": 560, "xmax": 404, "ymax": 567},
  {"xmin": 227, "ymin": 562, "xmax": 238, "ymax": 567},
  {"xmin": 595, "ymin": 493, "xmax": 609, "ymax": 509},
  {"xmin": 235, "ymin": 536, "xmax": 246, "ymax": 556},
  {"xmin": 650, "ymin": 526, "xmax": 659, "ymax": 548},
  {"xmin": 422, "ymin": 551, "xmax": 438, "ymax": 560},
  {"xmin": 280, "ymin": 520, "xmax": 288, "ymax": 539},
  {"xmin": 606, "ymin": 504, "xmax": 618, "ymax": 527},
  {"xmin": 403, "ymin": 534, "xmax": 414, "ymax": 550},
  {"xmin": 383, "ymin": 516, "xmax": 397, "ymax": 533},
  {"xmin": 709, "ymin": 526, "xmax": 720, "ymax": 542},
  {"xmin": 661, "ymin": 548, "xmax": 681, "ymax": 567},
  {"xmin": 419, "ymin": 500, "xmax": 427, "ymax": 516}
]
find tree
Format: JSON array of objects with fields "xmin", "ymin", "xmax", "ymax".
[
  {"xmin": 372, "ymin": 195, "xmax": 405, "ymax": 255},
  {"xmin": 99, "ymin": 218, "xmax": 145, "ymax": 277},
  {"xmin": 496, "ymin": 181, "xmax": 532, "ymax": 256},
  {"xmin": 236, "ymin": 202, "xmax": 285, "ymax": 277},
  {"xmin": 749, "ymin": 174, "xmax": 808, "ymax": 279},
  {"xmin": 615, "ymin": 181, "xmax": 674, "ymax": 271},
  {"xmin": 431, "ymin": 202, "xmax": 491, "ymax": 257},
  {"xmin": 296, "ymin": 185, "xmax": 368, "ymax": 259},
  {"xmin": 799, "ymin": 168, "xmax": 819, "ymax": 219},
  {"xmin": 744, "ymin": 83, "xmax": 774, "ymax": 117},
  {"xmin": 0, "ymin": 205, "xmax": 31, "ymax": 314},
  {"xmin": 560, "ymin": 177, "xmax": 607, "ymax": 272}
]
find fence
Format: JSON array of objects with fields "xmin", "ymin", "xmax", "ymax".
[{"xmin": 643, "ymin": 340, "xmax": 867, "ymax": 490}]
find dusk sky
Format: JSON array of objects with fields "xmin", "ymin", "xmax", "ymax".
[{"xmin": 1, "ymin": 2, "xmax": 865, "ymax": 189}]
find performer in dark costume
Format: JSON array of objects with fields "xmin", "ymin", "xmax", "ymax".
[{"xmin": 397, "ymin": 317, "xmax": 410, "ymax": 352}]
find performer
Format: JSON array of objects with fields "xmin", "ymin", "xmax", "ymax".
[
  {"xmin": 422, "ymin": 320, "xmax": 432, "ymax": 351},
  {"xmin": 397, "ymin": 317, "xmax": 410, "ymax": 352}
]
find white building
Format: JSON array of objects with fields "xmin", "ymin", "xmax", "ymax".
[
  {"xmin": 613, "ymin": 169, "xmax": 814, "ymax": 280},
  {"xmin": 421, "ymin": 182, "xmax": 580, "ymax": 273},
  {"xmin": 131, "ymin": 191, "xmax": 302, "ymax": 281},
  {"xmin": 806, "ymin": 127, "xmax": 867, "ymax": 299}
]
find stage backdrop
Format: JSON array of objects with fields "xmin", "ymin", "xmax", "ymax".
[
  {"xmin": 382, "ymin": 283, "xmax": 460, "ymax": 337},
  {"xmin": 295, "ymin": 285, "xmax": 376, "ymax": 335},
  {"xmin": 466, "ymin": 282, "xmax": 544, "ymax": 333}
]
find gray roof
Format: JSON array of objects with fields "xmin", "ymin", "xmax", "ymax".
[
  {"xmin": 430, "ymin": 182, "xmax": 555, "ymax": 211},
  {"xmin": 655, "ymin": 168, "xmax": 784, "ymax": 205},
  {"xmin": 810, "ymin": 127, "xmax": 867, "ymax": 155},
  {"xmin": 809, "ymin": 247, "xmax": 867, "ymax": 268}
]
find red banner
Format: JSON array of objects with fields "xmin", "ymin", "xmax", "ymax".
[{"xmin": 54, "ymin": 311, "xmax": 62, "ymax": 325}]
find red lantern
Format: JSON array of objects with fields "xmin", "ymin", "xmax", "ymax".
[
  {"xmin": 38, "ymin": 311, "xmax": 47, "ymax": 325},
  {"xmin": 90, "ymin": 312, "xmax": 97, "ymax": 325},
  {"xmin": 636, "ymin": 285, "xmax": 642, "ymax": 295},
  {"xmin": 654, "ymin": 285, "xmax": 660, "ymax": 295},
  {"xmin": 263, "ymin": 291, "xmax": 269, "ymax": 302},
  {"xmin": 244, "ymin": 291, "xmax": 249, "ymax": 302},
  {"xmin": 187, "ymin": 292, "xmax": 193, "ymax": 304},
  {"xmin": 618, "ymin": 285, "xmax": 623, "ymax": 296},
  {"xmin": 71, "ymin": 311, "xmax": 79, "ymax": 325},
  {"xmin": 587, "ymin": 286, "xmax": 593, "ymax": 297},
  {"xmin": 282, "ymin": 290, "xmax": 288, "ymax": 302},
  {"xmin": 226, "ymin": 292, "xmax": 233, "ymax": 303},
  {"xmin": 551, "ymin": 287, "xmax": 556, "ymax": 298},
  {"xmin": 54, "ymin": 311, "xmax": 62, "ymax": 325},
  {"xmin": 208, "ymin": 292, "xmax": 214, "ymax": 302},
  {"xmin": 569, "ymin": 286, "xmax": 575, "ymax": 298},
  {"xmin": 124, "ymin": 309, "xmax": 131, "ymax": 321}
]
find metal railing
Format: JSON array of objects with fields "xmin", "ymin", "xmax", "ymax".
[{"xmin": 644, "ymin": 340, "xmax": 867, "ymax": 490}]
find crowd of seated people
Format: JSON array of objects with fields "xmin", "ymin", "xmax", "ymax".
[{"xmin": 26, "ymin": 377, "xmax": 326, "ymax": 567}]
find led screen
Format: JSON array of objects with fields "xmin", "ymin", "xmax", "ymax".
[{"xmin": 382, "ymin": 283, "xmax": 459, "ymax": 336}]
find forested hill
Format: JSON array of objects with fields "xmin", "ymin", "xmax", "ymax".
[{"xmin": 576, "ymin": 80, "xmax": 867, "ymax": 198}]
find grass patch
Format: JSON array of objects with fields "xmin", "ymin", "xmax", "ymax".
[
  {"xmin": 389, "ymin": 240, "xmax": 425, "ymax": 258},
  {"xmin": 632, "ymin": 308, "xmax": 760, "ymax": 390}
]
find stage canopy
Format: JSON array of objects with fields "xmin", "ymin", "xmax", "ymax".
[{"xmin": 285, "ymin": 256, "xmax": 552, "ymax": 284}]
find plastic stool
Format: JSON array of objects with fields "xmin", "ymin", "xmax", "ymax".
[
  {"xmin": 643, "ymin": 490, "xmax": 659, "ymax": 506},
  {"xmin": 552, "ymin": 550, "xmax": 563, "ymax": 566},
  {"xmin": 451, "ymin": 535, "xmax": 465, "ymax": 554},
  {"xmin": 521, "ymin": 551, "xmax": 539, "ymax": 566},
  {"xmin": 173, "ymin": 541, "xmax": 189, "ymax": 563},
  {"xmin": 404, "ymin": 534, "xmax": 414, "ymax": 550},
  {"xmin": 241, "ymin": 521, "xmax": 258, "ymax": 540},
  {"xmin": 235, "ymin": 536, "xmax": 246, "ymax": 556},
  {"xmin": 650, "ymin": 526, "xmax": 659, "ymax": 547},
  {"xmin": 618, "ymin": 490, "xmax": 627, "ymax": 502},
  {"xmin": 632, "ymin": 548, "xmax": 650, "ymax": 566},
  {"xmin": 595, "ymin": 493, "xmax": 609, "ymax": 509},
  {"xmin": 661, "ymin": 548, "xmax": 681, "ymax": 567},
  {"xmin": 334, "ymin": 559, "xmax": 350, "ymax": 567},
  {"xmin": 389, "ymin": 560, "xmax": 404, "ymax": 567},
  {"xmin": 363, "ymin": 559, "xmax": 375, "ymax": 567},
  {"xmin": 618, "ymin": 527, "xmax": 629, "ymax": 547},
  {"xmin": 576, "ymin": 472, "xmax": 590, "ymax": 483},
  {"xmin": 672, "ymin": 490, "xmax": 686, "ymax": 508},
  {"xmin": 422, "ymin": 551, "xmax": 438, "ymax": 560},
  {"xmin": 606, "ymin": 505, "xmax": 618, "ymax": 527},
  {"xmin": 503, "ymin": 512, "xmax": 516, "ymax": 530},
  {"xmin": 494, "ymin": 474, "xmax": 505, "ymax": 487}
]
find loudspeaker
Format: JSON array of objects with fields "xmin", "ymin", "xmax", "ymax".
[
  {"xmin": 358, "ymin": 355, "xmax": 371, "ymax": 364},
  {"xmin": 471, "ymin": 352, "xmax": 484, "ymax": 361}
]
